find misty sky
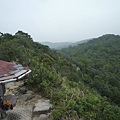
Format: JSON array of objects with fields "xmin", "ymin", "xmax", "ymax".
[{"xmin": 0, "ymin": 0, "xmax": 120, "ymax": 42}]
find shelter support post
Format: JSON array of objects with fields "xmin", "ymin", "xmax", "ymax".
[{"xmin": 0, "ymin": 84, "xmax": 7, "ymax": 119}]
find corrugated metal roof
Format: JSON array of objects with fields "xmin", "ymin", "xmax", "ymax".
[{"xmin": 0, "ymin": 60, "xmax": 30, "ymax": 81}]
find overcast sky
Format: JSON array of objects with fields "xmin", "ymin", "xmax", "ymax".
[{"xmin": 0, "ymin": 0, "xmax": 120, "ymax": 42}]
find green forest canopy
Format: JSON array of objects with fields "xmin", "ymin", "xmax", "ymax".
[
  {"xmin": 0, "ymin": 31, "xmax": 120, "ymax": 120},
  {"xmin": 60, "ymin": 34, "xmax": 120, "ymax": 105}
]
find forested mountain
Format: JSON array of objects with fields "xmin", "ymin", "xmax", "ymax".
[
  {"xmin": 60, "ymin": 34, "xmax": 120, "ymax": 106},
  {"xmin": 41, "ymin": 39, "xmax": 90, "ymax": 49},
  {"xmin": 0, "ymin": 31, "xmax": 120, "ymax": 120},
  {"xmin": 41, "ymin": 41, "xmax": 73, "ymax": 49}
]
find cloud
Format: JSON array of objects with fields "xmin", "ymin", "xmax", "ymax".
[{"xmin": 0, "ymin": 0, "xmax": 120, "ymax": 42}]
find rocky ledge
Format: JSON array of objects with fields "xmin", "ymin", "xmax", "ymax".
[{"xmin": 5, "ymin": 81, "xmax": 52, "ymax": 120}]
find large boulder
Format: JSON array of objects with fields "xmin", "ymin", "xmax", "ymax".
[{"xmin": 4, "ymin": 95, "xmax": 17, "ymax": 107}]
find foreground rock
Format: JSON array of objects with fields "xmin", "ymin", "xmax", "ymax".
[
  {"xmin": 35, "ymin": 114, "xmax": 50, "ymax": 120},
  {"xmin": 7, "ymin": 105, "xmax": 33, "ymax": 120},
  {"xmin": 33, "ymin": 99, "xmax": 52, "ymax": 114},
  {"xmin": 19, "ymin": 93, "xmax": 35, "ymax": 101},
  {"xmin": 5, "ymin": 81, "xmax": 52, "ymax": 120}
]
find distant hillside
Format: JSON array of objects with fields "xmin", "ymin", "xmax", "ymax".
[
  {"xmin": 0, "ymin": 32, "xmax": 120, "ymax": 120},
  {"xmin": 41, "ymin": 41, "xmax": 73, "ymax": 49},
  {"xmin": 41, "ymin": 39, "xmax": 90, "ymax": 49}
]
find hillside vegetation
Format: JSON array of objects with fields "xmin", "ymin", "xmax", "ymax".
[
  {"xmin": 60, "ymin": 34, "xmax": 120, "ymax": 106},
  {"xmin": 0, "ymin": 31, "xmax": 120, "ymax": 120}
]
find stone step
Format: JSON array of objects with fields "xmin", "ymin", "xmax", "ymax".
[{"xmin": 33, "ymin": 99, "xmax": 52, "ymax": 115}]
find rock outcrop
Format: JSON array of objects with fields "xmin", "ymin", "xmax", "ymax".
[{"xmin": 5, "ymin": 81, "xmax": 52, "ymax": 120}]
